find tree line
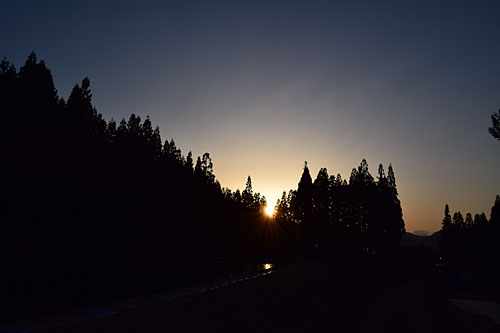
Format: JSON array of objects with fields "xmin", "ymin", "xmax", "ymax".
[
  {"xmin": 439, "ymin": 196, "xmax": 500, "ymax": 276},
  {"xmin": 273, "ymin": 160, "xmax": 405, "ymax": 259},
  {"xmin": 1, "ymin": 53, "xmax": 274, "ymax": 320},
  {"xmin": 1, "ymin": 53, "xmax": 406, "ymax": 320},
  {"xmin": 1, "ymin": 53, "xmax": 269, "ymax": 258}
]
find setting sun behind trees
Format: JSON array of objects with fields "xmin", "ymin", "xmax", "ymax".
[{"xmin": 265, "ymin": 204, "xmax": 274, "ymax": 217}]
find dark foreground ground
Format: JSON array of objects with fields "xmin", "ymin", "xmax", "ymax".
[{"xmin": 8, "ymin": 263, "xmax": 500, "ymax": 332}]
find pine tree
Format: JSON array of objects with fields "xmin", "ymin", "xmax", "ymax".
[
  {"xmin": 491, "ymin": 195, "xmax": 500, "ymax": 226},
  {"xmin": 313, "ymin": 167, "xmax": 329, "ymax": 211},
  {"xmin": 442, "ymin": 204, "xmax": 452, "ymax": 231},
  {"xmin": 350, "ymin": 159, "xmax": 374, "ymax": 187},
  {"xmin": 116, "ymin": 118, "xmax": 128, "ymax": 144},
  {"xmin": 242, "ymin": 176, "xmax": 254, "ymax": 208},
  {"xmin": 194, "ymin": 156, "xmax": 202, "ymax": 176},
  {"xmin": 185, "ymin": 151, "xmax": 194, "ymax": 171},
  {"xmin": 295, "ymin": 161, "xmax": 314, "ymax": 223},
  {"xmin": 0, "ymin": 58, "xmax": 17, "ymax": 101},
  {"xmin": 294, "ymin": 162, "xmax": 316, "ymax": 254},
  {"xmin": 163, "ymin": 139, "xmax": 182, "ymax": 163},
  {"xmin": 151, "ymin": 126, "xmax": 162, "ymax": 160},
  {"xmin": 439, "ymin": 204, "xmax": 454, "ymax": 262},
  {"xmin": 142, "ymin": 116, "xmax": 153, "ymax": 143},
  {"xmin": 233, "ymin": 189, "xmax": 242, "ymax": 204},
  {"xmin": 107, "ymin": 119, "xmax": 117, "ymax": 144},
  {"xmin": 200, "ymin": 153, "xmax": 214, "ymax": 183},
  {"xmin": 275, "ymin": 191, "xmax": 290, "ymax": 223},
  {"xmin": 67, "ymin": 77, "xmax": 107, "ymax": 139},
  {"xmin": 453, "ymin": 211, "xmax": 465, "ymax": 230},
  {"xmin": 377, "ymin": 164, "xmax": 387, "ymax": 186},
  {"xmin": 387, "ymin": 164, "xmax": 397, "ymax": 194},
  {"xmin": 465, "ymin": 213, "xmax": 473, "ymax": 229},
  {"xmin": 127, "ymin": 114, "xmax": 141, "ymax": 135}
]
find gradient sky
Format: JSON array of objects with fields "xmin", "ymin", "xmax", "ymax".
[{"xmin": 2, "ymin": 0, "xmax": 499, "ymax": 233}]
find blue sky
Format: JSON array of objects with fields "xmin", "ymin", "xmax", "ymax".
[{"xmin": 2, "ymin": 0, "xmax": 500, "ymax": 232}]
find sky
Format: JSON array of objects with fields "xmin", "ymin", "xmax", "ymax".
[{"xmin": 2, "ymin": 0, "xmax": 499, "ymax": 233}]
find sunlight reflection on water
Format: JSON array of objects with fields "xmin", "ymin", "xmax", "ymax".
[{"xmin": 257, "ymin": 263, "xmax": 274, "ymax": 271}]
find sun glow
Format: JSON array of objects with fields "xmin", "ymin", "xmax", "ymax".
[{"xmin": 264, "ymin": 205, "xmax": 274, "ymax": 217}]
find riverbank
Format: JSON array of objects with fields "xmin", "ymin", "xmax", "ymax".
[{"xmin": 10, "ymin": 262, "xmax": 500, "ymax": 332}]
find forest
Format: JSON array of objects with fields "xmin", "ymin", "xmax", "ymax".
[
  {"xmin": 1, "ymin": 54, "xmax": 406, "ymax": 321},
  {"xmin": 439, "ymin": 196, "xmax": 500, "ymax": 277}
]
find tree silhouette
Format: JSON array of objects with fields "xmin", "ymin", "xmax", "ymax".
[
  {"xmin": 491, "ymin": 195, "xmax": 500, "ymax": 227},
  {"xmin": 442, "ymin": 204, "xmax": 452, "ymax": 231},
  {"xmin": 439, "ymin": 204, "xmax": 454, "ymax": 264},
  {"xmin": 438, "ymin": 195, "xmax": 500, "ymax": 276},
  {"xmin": 2, "ymin": 53, "xmax": 294, "ymax": 321},
  {"xmin": 185, "ymin": 151, "xmax": 194, "ymax": 171},
  {"xmin": 295, "ymin": 162, "xmax": 314, "ymax": 222},
  {"xmin": 242, "ymin": 176, "xmax": 254, "ymax": 208},
  {"xmin": 489, "ymin": 109, "xmax": 500, "ymax": 140},
  {"xmin": 452, "ymin": 211, "xmax": 464, "ymax": 229},
  {"xmin": 1, "ymin": 52, "xmax": 417, "ymax": 322}
]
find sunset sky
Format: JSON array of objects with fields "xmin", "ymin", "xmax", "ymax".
[{"xmin": 2, "ymin": 1, "xmax": 499, "ymax": 233}]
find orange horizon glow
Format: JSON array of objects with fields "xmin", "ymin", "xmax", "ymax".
[{"xmin": 264, "ymin": 204, "xmax": 275, "ymax": 217}]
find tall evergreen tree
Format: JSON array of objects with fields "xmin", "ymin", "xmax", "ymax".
[
  {"xmin": 200, "ymin": 153, "xmax": 215, "ymax": 183},
  {"xmin": 465, "ymin": 213, "xmax": 474, "ymax": 229},
  {"xmin": 295, "ymin": 161, "xmax": 314, "ymax": 223},
  {"xmin": 294, "ymin": 162, "xmax": 315, "ymax": 253},
  {"xmin": 185, "ymin": 151, "xmax": 194, "ymax": 171},
  {"xmin": 242, "ymin": 176, "xmax": 254, "ymax": 208},
  {"xmin": 233, "ymin": 189, "xmax": 242, "ymax": 204},
  {"xmin": 491, "ymin": 195, "xmax": 500, "ymax": 227},
  {"xmin": 387, "ymin": 164, "xmax": 397, "ymax": 194},
  {"xmin": 275, "ymin": 191, "xmax": 290, "ymax": 223},
  {"xmin": 442, "ymin": 204, "xmax": 452, "ymax": 231},
  {"xmin": 313, "ymin": 168, "xmax": 330, "ymax": 211},
  {"xmin": 453, "ymin": 211, "xmax": 465, "ymax": 229},
  {"xmin": 151, "ymin": 126, "xmax": 163, "ymax": 160}
]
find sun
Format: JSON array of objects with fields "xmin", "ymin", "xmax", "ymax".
[{"xmin": 264, "ymin": 205, "xmax": 274, "ymax": 217}]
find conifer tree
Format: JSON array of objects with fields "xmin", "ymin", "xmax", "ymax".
[
  {"xmin": 377, "ymin": 164, "xmax": 387, "ymax": 186},
  {"xmin": 142, "ymin": 116, "xmax": 153, "ymax": 142},
  {"xmin": 151, "ymin": 126, "xmax": 162, "ymax": 160},
  {"xmin": 0, "ymin": 58, "xmax": 17, "ymax": 100},
  {"xmin": 194, "ymin": 156, "xmax": 202, "ymax": 175},
  {"xmin": 129, "ymin": 114, "xmax": 141, "ymax": 133},
  {"xmin": 233, "ymin": 189, "xmax": 242, "ymax": 204},
  {"xmin": 465, "ymin": 213, "xmax": 473, "ymax": 229},
  {"xmin": 107, "ymin": 119, "xmax": 117, "ymax": 144},
  {"xmin": 185, "ymin": 151, "xmax": 194, "ymax": 171},
  {"xmin": 442, "ymin": 204, "xmax": 452, "ymax": 230},
  {"xmin": 313, "ymin": 167, "xmax": 330, "ymax": 211},
  {"xmin": 453, "ymin": 211, "xmax": 465, "ymax": 229},
  {"xmin": 491, "ymin": 195, "xmax": 500, "ymax": 226},
  {"xmin": 242, "ymin": 176, "xmax": 254, "ymax": 208},
  {"xmin": 275, "ymin": 191, "xmax": 290, "ymax": 223},
  {"xmin": 200, "ymin": 153, "xmax": 214, "ymax": 183},
  {"xmin": 295, "ymin": 162, "xmax": 314, "ymax": 222},
  {"xmin": 387, "ymin": 164, "xmax": 397, "ymax": 194}
]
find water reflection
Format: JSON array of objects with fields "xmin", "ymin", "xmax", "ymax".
[{"xmin": 257, "ymin": 263, "xmax": 274, "ymax": 271}]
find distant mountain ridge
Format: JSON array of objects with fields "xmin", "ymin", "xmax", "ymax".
[{"xmin": 400, "ymin": 231, "xmax": 440, "ymax": 250}]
